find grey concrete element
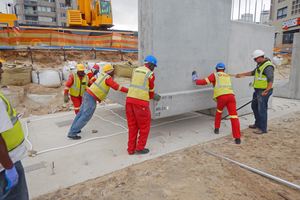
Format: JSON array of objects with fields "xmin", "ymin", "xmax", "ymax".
[
  {"xmin": 24, "ymin": 162, "xmax": 45, "ymax": 172},
  {"xmin": 274, "ymin": 33, "xmax": 300, "ymax": 99},
  {"xmin": 108, "ymin": 0, "xmax": 275, "ymax": 119}
]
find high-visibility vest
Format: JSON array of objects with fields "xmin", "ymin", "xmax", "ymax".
[
  {"xmin": 0, "ymin": 93, "xmax": 25, "ymax": 152},
  {"xmin": 88, "ymin": 72, "xmax": 111, "ymax": 101},
  {"xmin": 127, "ymin": 66, "xmax": 153, "ymax": 101},
  {"xmin": 69, "ymin": 73, "xmax": 88, "ymax": 97},
  {"xmin": 253, "ymin": 60, "xmax": 274, "ymax": 89},
  {"xmin": 213, "ymin": 72, "xmax": 234, "ymax": 101}
]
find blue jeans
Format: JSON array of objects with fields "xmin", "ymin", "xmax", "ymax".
[
  {"xmin": 0, "ymin": 161, "xmax": 29, "ymax": 200},
  {"xmin": 68, "ymin": 92, "xmax": 97, "ymax": 136},
  {"xmin": 251, "ymin": 88, "xmax": 273, "ymax": 132}
]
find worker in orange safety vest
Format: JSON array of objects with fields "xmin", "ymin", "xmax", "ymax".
[
  {"xmin": 64, "ymin": 64, "xmax": 92, "ymax": 114},
  {"xmin": 86, "ymin": 64, "xmax": 100, "ymax": 83},
  {"xmin": 192, "ymin": 63, "xmax": 241, "ymax": 144}
]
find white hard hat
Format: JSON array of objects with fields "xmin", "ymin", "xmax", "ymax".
[{"xmin": 252, "ymin": 49, "xmax": 265, "ymax": 59}]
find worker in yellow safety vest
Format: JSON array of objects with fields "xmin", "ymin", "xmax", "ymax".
[
  {"xmin": 236, "ymin": 49, "xmax": 274, "ymax": 134},
  {"xmin": 0, "ymin": 57, "xmax": 29, "ymax": 199},
  {"xmin": 64, "ymin": 64, "xmax": 92, "ymax": 114},
  {"xmin": 67, "ymin": 64, "xmax": 128, "ymax": 140}
]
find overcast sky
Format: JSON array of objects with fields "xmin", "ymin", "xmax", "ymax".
[{"xmin": 0, "ymin": 0, "xmax": 271, "ymax": 30}]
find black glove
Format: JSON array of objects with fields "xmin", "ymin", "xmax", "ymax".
[{"xmin": 153, "ymin": 93, "xmax": 161, "ymax": 101}]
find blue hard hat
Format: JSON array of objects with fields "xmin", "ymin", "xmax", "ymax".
[
  {"xmin": 216, "ymin": 62, "xmax": 226, "ymax": 70},
  {"xmin": 144, "ymin": 55, "xmax": 157, "ymax": 67}
]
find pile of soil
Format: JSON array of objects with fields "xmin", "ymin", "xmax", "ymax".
[{"xmin": 34, "ymin": 111, "xmax": 300, "ymax": 200}]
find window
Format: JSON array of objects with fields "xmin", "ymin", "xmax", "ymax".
[
  {"xmin": 37, "ymin": 6, "xmax": 55, "ymax": 12},
  {"xmin": 100, "ymin": 1, "xmax": 111, "ymax": 15},
  {"xmin": 278, "ymin": 0, "xmax": 285, "ymax": 2},
  {"xmin": 277, "ymin": 7, "xmax": 287, "ymax": 19},
  {"xmin": 293, "ymin": 1, "xmax": 295, "ymax": 5},
  {"xmin": 41, "ymin": 0, "xmax": 55, "ymax": 2},
  {"xmin": 61, "ymin": 22, "xmax": 66, "ymax": 27},
  {"xmin": 61, "ymin": 13, "xmax": 66, "ymax": 17},
  {"xmin": 39, "ymin": 16, "xmax": 56, "ymax": 22},
  {"xmin": 60, "ymin": 3, "xmax": 65, "ymax": 8},
  {"xmin": 25, "ymin": 16, "xmax": 37, "ymax": 21},
  {"xmin": 292, "ymin": 11, "xmax": 294, "ymax": 15}
]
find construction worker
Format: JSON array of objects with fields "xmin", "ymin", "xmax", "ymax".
[
  {"xmin": 64, "ymin": 64, "xmax": 92, "ymax": 114},
  {"xmin": 126, "ymin": 55, "xmax": 161, "ymax": 155},
  {"xmin": 86, "ymin": 64, "xmax": 100, "ymax": 83},
  {"xmin": 0, "ymin": 57, "xmax": 29, "ymax": 199},
  {"xmin": 192, "ymin": 63, "xmax": 241, "ymax": 144},
  {"xmin": 236, "ymin": 49, "xmax": 274, "ymax": 134},
  {"xmin": 67, "ymin": 64, "xmax": 128, "ymax": 140}
]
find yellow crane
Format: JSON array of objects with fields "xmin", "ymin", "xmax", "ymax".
[{"xmin": 67, "ymin": 0, "xmax": 113, "ymax": 29}]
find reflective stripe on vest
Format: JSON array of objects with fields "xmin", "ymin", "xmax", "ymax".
[
  {"xmin": 0, "ymin": 93, "xmax": 25, "ymax": 152},
  {"xmin": 88, "ymin": 73, "xmax": 110, "ymax": 101},
  {"xmin": 87, "ymin": 70, "xmax": 97, "ymax": 82},
  {"xmin": 253, "ymin": 60, "xmax": 274, "ymax": 89},
  {"xmin": 213, "ymin": 72, "xmax": 234, "ymax": 101},
  {"xmin": 69, "ymin": 73, "xmax": 88, "ymax": 97},
  {"xmin": 127, "ymin": 66, "xmax": 153, "ymax": 101}
]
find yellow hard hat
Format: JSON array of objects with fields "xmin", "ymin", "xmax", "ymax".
[
  {"xmin": 76, "ymin": 64, "xmax": 85, "ymax": 71},
  {"xmin": 103, "ymin": 64, "xmax": 114, "ymax": 72},
  {"xmin": 0, "ymin": 57, "xmax": 6, "ymax": 62}
]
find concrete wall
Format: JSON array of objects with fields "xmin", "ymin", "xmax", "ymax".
[
  {"xmin": 274, "ymin": 33, "xmax": 300, "ymax": 99},
  {"xmin": 108, "ymin": 0, "xmax": 275, "ymax": 119}
]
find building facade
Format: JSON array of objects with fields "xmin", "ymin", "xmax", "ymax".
[
  {"xmin": 13, "ymin": 0, "xmax": 76, "ymax": 27},
  {"xmin": 269, "ymin": 0, "xmax": 300, "ymax": 45},
  {"xmin": 241, "ymin": 13, "xmax": 254, "ymax": 22}
]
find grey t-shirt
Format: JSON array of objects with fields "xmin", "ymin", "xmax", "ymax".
[{"xmin": 251, "ymin": 58, "xmax": 274, "ymax": 83}]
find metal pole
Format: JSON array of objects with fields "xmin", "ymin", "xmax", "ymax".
[
  {"xmin": 28, "ymin": 47, "xmax": 33, "ymax": 64},
  {"xmin": 260, "ymin": 0, "xmax": 263, "ymax": 23},
  {"xmin": 254, "ymin": 0, "xmax": 257, "ymax": 23},
  {"xmin": 204, "ymin": 150, "xmax": 300, "ymax": 190},
  {"xmin": 245, "ymin": 0, "xmax": 247, "ymax": 15},
  {"xmin": 238, "ymin": 0, "xmax": 241, "ymax": 20}
]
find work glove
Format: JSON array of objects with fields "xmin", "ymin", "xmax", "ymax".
[
  {"xmin": 64, "ymin": 94, "xmax": 70, "ymax": 103},
  {"xmin": 192, "ymin": 71, "xmax": 198, "ymax": 81},
  {"xmin": 5, "ymin": 165, "xmax": 19, "ymax": 190},
  {"xmin": 153, "ymin": 93, "xmax": 161, "ymax": 101}
]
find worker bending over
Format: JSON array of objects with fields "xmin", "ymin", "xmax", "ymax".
[
  {"xmin": 86, "ymin": 64, "xmax": 100, "ymax": 83},
  {"xmin": 126, "ymin": 55, "xmax": 161, "ymax": 154},
  {"xmin": 67, "ymin": 64, "xmax": 128, "ymax": 140},
  {"xmin": 193, "ymin": 63, "xmax": 241, "ymax": 144},
  {"xmin": 236, "ymin": 50, "xmax": 274, "ymax": 134},
  {"xmin": 64, "ymin": 64, "xmax": 92, "ymax": 114}
]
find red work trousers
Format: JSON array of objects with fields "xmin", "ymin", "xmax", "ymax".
[
  {"xmin": 215, "ymin": 94, "xmax": 241, "ymax": 139},
  {"xmin": 126, "ymin": 102, "xmax": 151, "ymax": 154},
  {"xmin": 70, "ymin": 95, "xmax": 83, "ymax": 114}
]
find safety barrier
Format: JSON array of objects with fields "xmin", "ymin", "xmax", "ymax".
[{"xmin": 273, "ymin": 44, "xmax": 293, "ymax": 53}]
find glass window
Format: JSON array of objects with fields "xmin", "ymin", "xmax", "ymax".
[
  {"xmin": 293, "ymin": 1, "xmax": 295, "ymax": 5},
  {"xmin": 61, "ymin": 22, "xmax": 66, "ymax": 27},
  {"xmin": 100, "ymin": 1, "xmax": 111, "ymax": 15},
  {"xmin": 61, "ymin": 13, "xmax": 66, "ymax": 17},
  {"xmin": 292, "ymin": 11, "xmax": 294, "ymax": 15},
  {"xmin": 37, "ymin": 6, "xmax": 55, "ymax": 12},
  {"xmin": 277, "ymin": 7, "xmax": 288, "ymax": 19},
  {"xmin": 60, "ymin": 3, "xmax": 65, "ymax": 8},
  {"xmin": 278, "ymin": 0, "xmax": 285, "ymax": 2}
]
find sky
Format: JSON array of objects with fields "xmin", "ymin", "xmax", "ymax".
[{"xmin": 0, "ymin": 0, "xmax": 271, "ymax": 31}]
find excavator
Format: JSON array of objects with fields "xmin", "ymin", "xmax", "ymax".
[{"xmin": 66, "ymin": 0, "xmax": 113, "ymax": 29}]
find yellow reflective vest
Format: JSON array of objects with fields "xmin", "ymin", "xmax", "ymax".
[
  {"xmin": 88, "ymin": 72, "xmax": 110, "ymax": 101},
  {"xmin": 69, "ymin": 73, "xmax": 89, "ymax": 97},
  {"xmin": 0, "ymin": 93, "xmax": 25, "ymax": 152},
  {"xmin": 213, "ymin": 72, "xmax": 234, "ymax": 101},
  {"xmin": 253, "ymin": 60, "xmax": 274, "ymax": 89},
  {"xmin": 127, "ymin": 66, "xmax": 153, "ymax": 101}
]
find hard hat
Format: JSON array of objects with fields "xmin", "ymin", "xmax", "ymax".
[
  {"xmin": 0, "ymin": 57, "xmax": 6, "ymax": 62},
  {"xmin": 77, "ymin": 64, "xmax": 85, "ymax": 71},
  {"xmin": 103, "ymin": 64, "xmax": 114, "ymax": 72},
  {"xmin": 252, "ymin": 49, "xmax": 265, "ymax": 59},
  {"xmin": 216, "ymin": 62, "xmax": 226, "ymax": 70},
  {"xmin": 144, "ymin": 55, "xmax": 157, "ymax": 66},
  {"xmin": 93, "ymin": 64, "xmax": 99, "ymax": 70}
]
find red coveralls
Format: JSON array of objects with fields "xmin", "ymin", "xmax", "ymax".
[
  {"xmin": 64, "ymin": 73, "xmax": 92, "ymax": 114},
  {"xmin": 126, "ymin": 65, "xmax": 155, "ymax": 154},
  {"xmin": 195, "ymin": 71, "xmax": 241, "ymax": 139},
  {"xmin": 87, "ymin": 69, "xmax": 97, "ymax": 83}
]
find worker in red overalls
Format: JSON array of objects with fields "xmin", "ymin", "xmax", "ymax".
[
  {"xmin": 192, "ymin": 63, "xmax": 241, "ymax": 144},
  {"xmin": 64, "ymin": 64, "xmax": 92, "ymax": 114},
  {"xmin": 126, "ymin": 55, "xmax": 161, "ymax": 155},
  {"xmin": 86, "ymin": 64, "xmax": 100, "ymax": 83}
]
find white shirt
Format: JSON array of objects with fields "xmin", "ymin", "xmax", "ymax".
[{"xmin": 0, "ymin": 97, "xmax": 27, "ymax": 172}]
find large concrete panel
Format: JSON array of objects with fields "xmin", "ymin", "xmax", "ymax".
[
  {"xmin": 274, "ymin": 33, "xmax": 300, "ymax": 99},
  {"xmin": 108, "ymin": 0, "xmax": 275, "ymax": 119}
]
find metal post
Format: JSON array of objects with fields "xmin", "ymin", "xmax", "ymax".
[
  {"xmin": 120, "ymin": 50, "xmax": 123, "ymax": 61},
  {"xmin": 205, "ymin": 150, "xmax": 300, "ymax": 190},
  {"xmin": 63, "ymin": 48, "xmax": 66, "ymax": 61},
  {"xmin": 50, "ymin": 26, "xmax": 52, "ymax": 46},
  {"xmin": 94, "ymin": 48, "xmax": 96, "ymax": 59},
  {"xmin": 28, "ymin": 47, "xmax": 33, "ymax": 64}
]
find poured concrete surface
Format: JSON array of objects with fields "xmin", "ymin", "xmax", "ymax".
[{"xmin": 20, "ymin": 97, "xmax": 300, "ymax": 199}]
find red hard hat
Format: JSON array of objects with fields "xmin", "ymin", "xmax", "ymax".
[{"xmin": 93, "ymin": 64, "xmax": 100, "ymax": 70}]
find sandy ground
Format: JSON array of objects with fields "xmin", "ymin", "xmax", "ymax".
[{"xmin": 33, "ymin": 111, "xmax": 300, "ymax": 200}]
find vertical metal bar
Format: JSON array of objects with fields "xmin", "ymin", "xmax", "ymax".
[
  {"xmin": 29, "ymin": 47, "xmax": 33, "ymax": 64},
  {"xmin": 50, "ymin": 25, "xmax": 52, "ymax": 46},
  {"xmin": 245, "ymin": 0, "xmax": 247, "ymax": 15},
  {"xmin": 94, "ymin": 48, "xmax": 96, "ymax": 59},
  {"xmin": 260, "ymin": 0, "xmax": 263, "ymax": 23},
  {"xmin": 232, "ymin": 0, "xmax": 234, "ymax": 20},
  {"xmin": 254, "ymin": 0, "xmax": 257, "ymax": 23},
  {"xmin": 63, "ymin": 48, "xmax": 66, "ymax": 61},
  {"xmin": 238, "ymin": 0, "xmax": 241, "ymax": 20}
]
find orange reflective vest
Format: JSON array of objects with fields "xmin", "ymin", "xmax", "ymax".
[
  {"xmin": 127, "ymin": 66, "xmax": 153, "ymax": 101},
  {"xmin": 68, "ymin": 73, "xmax": 89, "ymax": 97},
  {"xmin": 213, "ymin": 72, "xmax": 234, "ymax": 101}
]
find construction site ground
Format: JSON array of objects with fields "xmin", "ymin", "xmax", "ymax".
[{"xmin": 1, "ymin": 51, "xmax": 299, "ymax": 199}]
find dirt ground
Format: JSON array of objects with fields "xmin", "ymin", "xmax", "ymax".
[{"xmin": 34, "ymin": 111, "xmax": 300, "ymax": 200}]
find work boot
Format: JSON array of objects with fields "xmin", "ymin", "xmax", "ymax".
[
  {"xmin": 253, "ymin": 130, "xmax": 266, "ymax": 134},
  {"xmin": 235, "ymin": 138, "xmax": 241, "ymax": 144},
  {"xmin": 135, "ymin": 148, "xmax": 150, "ymax": 154},
  {"xmin": 249, "ymin": 124, "xmax": 258, "ymax": 129},
  {"xmin": 214, "ymin": 129, "xmax": 219, "ymax": 134},
  {"xmin": 67, "ymin": 135, "xmax": 81, "ymax": 140},
  {"xmin": 77, "ymin": 130, "xmax": 81, "ymax": 133}
]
